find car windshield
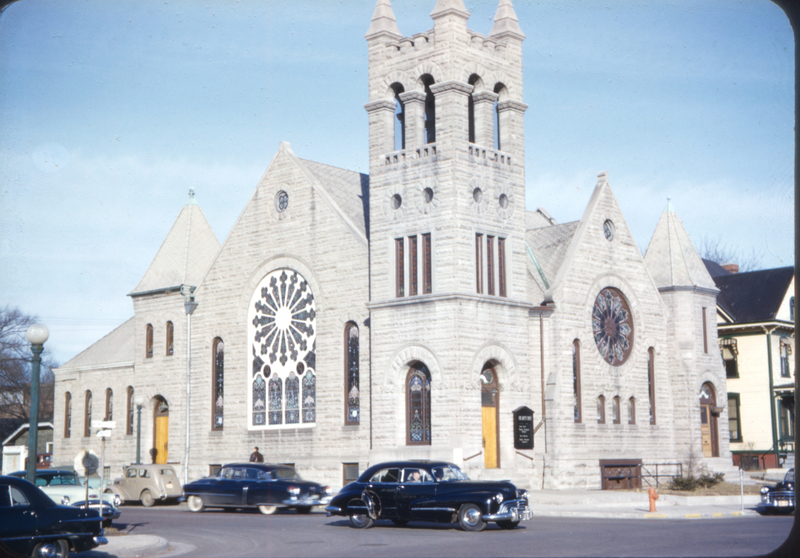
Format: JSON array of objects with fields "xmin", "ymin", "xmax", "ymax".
[
  {"xmin": 272, "ymin": 468, "xmax": 300, "ymax": 480},
  {"xmin": 785, "ymin": 469, "xmax": 794, "ymax": 483},
  {"xmin": 50, "ymin": 474, "xmax": 81, "ymax": 486},
  {"xmin": 431, "ymin": 465, "xmax": 469, "ymax": 481}
]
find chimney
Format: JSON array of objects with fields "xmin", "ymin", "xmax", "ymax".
[{"xmin": 722, "ymin": 263, "xmax": 739, "ymax": 274}]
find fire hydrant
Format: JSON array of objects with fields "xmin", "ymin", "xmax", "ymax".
[{"xmin": 648, "ymin": 486, "xmax": 659, "ymax": 512}]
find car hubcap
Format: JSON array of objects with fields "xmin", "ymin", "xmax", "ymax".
[
  {"xmin": 39, "ymin": 544, "xmax": 58, "ymax": 558},
  {"xmin": 466, "ymin": 508, "xmax": 481, "ymax": 525}
]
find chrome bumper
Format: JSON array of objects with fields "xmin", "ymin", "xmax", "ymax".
[
  {"xmin": 325, "ymin": 504, "xmax": 341, "ymax": 516},
  {"xmin": 93, "ymin": 536, "xmax": 108, "ymax": 546},
  {"xmin": 282, "ymin": 495, "xmax": 333, "ymax": 507},
  {"xmin": 761, "ymin": 492, "xmax": 795, "ymax": 508},
  {"xmin": 483, "ymin": 499, "xmax": 533, "ymax": 522}
]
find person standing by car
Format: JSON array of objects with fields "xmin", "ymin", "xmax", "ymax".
[{"xmin": 250, "ymin": 447, "xmax": 264, "ymax": 463}]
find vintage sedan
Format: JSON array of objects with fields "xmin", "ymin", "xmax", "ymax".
[
  {"xmin": 106, "ymin": 464, "xmax": 183, "ymax": 507},
  {"xmin": 325, "ymin": 461, "xmax": 532, "ymax": 531},
  {"xmin": 0, "ymin": 475, "xmax": 108, "ymax": 558},
  {"xmin": 9, "ymin": 470, "xmax": 120, "ymax": 526},
  {"xmin": 183, "ymin": 463, "xmax": 331, "ymax": 515},
  {"xmin": 760, "ymin": 468, "xmax": 795, "ymax": 513}
]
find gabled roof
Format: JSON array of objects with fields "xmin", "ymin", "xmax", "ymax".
[
  {"xmin": 2, "ymin": 422, "xmax": 54, "ymax": 447},
  {"xmin": 299, "ymin": 158, "xmax": 369, "ymax": 238},
  {"xmin": 711, "ymin": 266, "xmax": 794, "ymax": 323},
  {"xmin": 644, "ymin": 203, "xmax": 716, "ymax": 290},
  {"xmin": 525, "ymin": 221, "xmax": 579, "ymax": 288},
  {"xmin": 702, "ymin": 259, "xmax": 732, "ymax": 279},
  {"xmin": 129, "ymin": 196, "xmax": 221, "ymax": 296},
  {"xmin": 57, "ymin": 317, "xmax": 135, "ymax": 371}
]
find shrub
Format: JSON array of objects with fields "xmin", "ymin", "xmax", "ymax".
[{"xmin": 666, "ymin": 472, "xmax": 724, "ymax": 491}]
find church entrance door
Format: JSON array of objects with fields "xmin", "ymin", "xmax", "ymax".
[
  {"xmin": 481, "ymin": 366, "xmax": 499, "ymax": 469},
  {"xmin": 153, "ymin": 397, "xmax": 169, "ymax": 464},
  {"xmin": 699, "ymin": 383, "xmax": 719, "ymax": 458}
]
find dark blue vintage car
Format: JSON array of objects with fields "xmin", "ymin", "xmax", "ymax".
[
  {"xmin": 760, "ymin": 468, "xmax": 795, "ymax": 514},
  {"xmin": 0, "ymin": 475, "xmax": 107, "ymax": 558},
  {"xmin": 325, "ymin": 461, "xmax": 532, "ymax": 531},
  {"xmin": 182, "ymin": 463, "xmax": 331, "ymax": 515}
]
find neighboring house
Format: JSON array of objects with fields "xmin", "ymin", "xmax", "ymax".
[
  {"xmin": 1, "ymin": 422, "xmax": 54, "ymax": 474},
  {"xmin": 707, "ymin": 261, "xmax": 795, "ymax": 470},
  {"xmin": 52, "ymin": 0, "xmax": 731, "ymax": 490}
]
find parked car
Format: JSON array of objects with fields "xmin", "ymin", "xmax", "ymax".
[
  {"xmin": 0, "ymin": 475, "xmax": 108, "ymax": 558},
  {"xmin": 760, "ymin": 468, "xmax": 795, "ymax": 514},
  {"xmin": 106, "ymin": 464, "xmax": 183, "ymax": 506},
  {"xmin": 183, "ymin": 463, "xmax": 331, "ymax": 515},
  {"xmin": 8, "ymin": 469, "xmax": 121, "ymax": 526},
  {"xmin": 325, "ymin": 461, "xmax": 532, "ymax": 531}
]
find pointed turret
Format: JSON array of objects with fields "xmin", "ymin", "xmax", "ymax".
[
  {"xmin": 365, "ymin": 0, "xmax": 402, "ymax": 40},
  {"xmin": 644, "ymin": 200, "xmax": 716, "ymax": 290},
  {"xmin": 129, "ymin": 190, "xmax": 221, "ymax": 296},
  {"xmin": 488, "ymin": 0, "xmax": 525, "ymax": 41},
  {"xmin": 430, "ymin": 0, "xmax": 470, "ymax": 19}
]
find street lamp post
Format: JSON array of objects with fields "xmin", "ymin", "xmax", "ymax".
[
  {"xmin": 25, "ymin": 323, "xmax": 48, "ymax": 485},
  {"xmin": 134, "ymin": 394, "xmax": 145, "ymax": 465},
  {"xmin": 182, "ymin": 286, "xmax": 198, "ymax": 485}
]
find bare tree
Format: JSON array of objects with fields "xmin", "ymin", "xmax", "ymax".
[
  {"xmin": 699, "ymin": 235, "xmax": 763, "ymax": 273},
  {"xmin": 0, "ymin": 307, "xmax": 58, "ymax": 430}
]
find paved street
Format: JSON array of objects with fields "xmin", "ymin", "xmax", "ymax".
[{"xmin": 83, "ymin": 504, "xmax": 794, "ymax": 558}]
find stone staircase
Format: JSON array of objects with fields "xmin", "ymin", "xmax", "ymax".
[{"xmin": 702, "ymin": 457, "xmax": 743, "ymax": 483}]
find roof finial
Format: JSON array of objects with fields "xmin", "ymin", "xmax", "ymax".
[
  {"xmin": 666, "ymin": 197, "xmax": 673, "ymax": 213},
  {"xmin": 488, "ymin": 0, "xmax": 525, "ymax": 40},
  {"xmin": 366, "ymin": 0, "xmax": 402, "ymax": 40},
  {"xmin": 188, "ymin": 188, "xmax": 197, "ymax": 205}
]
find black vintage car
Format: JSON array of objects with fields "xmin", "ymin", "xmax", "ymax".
[
  {"xmin": 325, "ymin": 461, "xmax": 532, "ymax": 531},
  {"xmin": 760, "ymin": 468, "xmax": 795, "ymax": 514},
  {"xmin": 182, "ymin": 463, "xmax": 331, "ymax": 515},
  {"xmin": 0, "ymin": 475, "xmax": 108, "ymax": 558}
]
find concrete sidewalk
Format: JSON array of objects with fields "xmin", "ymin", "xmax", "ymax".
[{"xmin": 88, "ymin": 492, "xmax": 770, "ymax": 558}]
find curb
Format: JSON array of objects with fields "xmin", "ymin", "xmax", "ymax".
[
  {"xmin": 534, "ymin": 509, "xmax": 758, "ymax": 520},
  {"xmin": 102, "ymin": 534, "xmax": 170, "ymax": 558}
]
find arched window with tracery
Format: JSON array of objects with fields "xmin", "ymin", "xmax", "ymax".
[
  {"xmin": 126, "ymin": 387, "xmax": 134, "ymax": 435},
  {"xmin": 166, "ymin": 321, "xmax": 174, "ymax": 356},
  {"xmin": 145, "ymin": 324, "xmax": 153, "ymax": 358},
  {"xmin": 248, "ymin": 268, "xmax": 317, "ymax": 429},
  {"xmin": 64, "ymin": 392, "xmax": 72, "ymax": 438},
  {"xmin": 345, "ymin": 323, "xmax": 359, "ymax": 424},
  {"xmin": 213, "ymin": 338, "xmax": 224, "ymax": 430},
  {"xmin": 421, "ymin": 75, "xmax": 436, "ymax": 144},
  {"xmin": 84, "ymin": 390, "xmax": 92, "ymax": 437},
  {"xmin": 105, "ymin": 388, "xmax": 113, "ymax": 421},
  {"xmin": 573, "ymin": 340, "xmax": 582, "ymax": 423},
  {"xmin": 406, "ymin": 363, "xmax": 432, "ymax": 445}
]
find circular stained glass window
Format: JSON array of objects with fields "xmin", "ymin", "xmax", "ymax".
[
  {"xmin": 592, "ymin": 288, "xmax": 634, "ymax": 366},
  {"xmin": 275, "ymin": 190, "xmax": 289, "ymax": 213},
  {"xmin": 603, "ymin": 219, "xmax": 614, "ymax": 241}
]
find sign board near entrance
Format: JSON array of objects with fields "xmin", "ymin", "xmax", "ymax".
[{"xmin": 513, "ymin": 406, "xmax": 534, "ymax": 450}]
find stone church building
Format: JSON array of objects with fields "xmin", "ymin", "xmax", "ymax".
[{"xmin": 53, "ymin": 0, "xmax": 732, "ymax": 490}]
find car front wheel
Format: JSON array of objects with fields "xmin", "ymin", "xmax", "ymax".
[
  {"xmin": 258, "ymin": 505, "xmax": 277, "ymax": 515},
  {"xmin": 32, "ymin": 539, "xmax": 68, "ymax": 558},
  {"xmin": 349, "ymin": 512, "xmax": 374, "ymax": 529},
  {"xmin": 186, "ymin": 495, "xmax": 204, "ymax": 512},
  {"xmin": 458, "ymin": 503, "xmax": 486, "ymax": 532}
]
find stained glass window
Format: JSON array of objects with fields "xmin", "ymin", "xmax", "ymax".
[
  {"xmin": 249, "ymin": 268, "xmax": 317, "ymax": 429},
  {"xmin": 592, "ymin": 288, "xmax": 634, "ymax": 366},
  {"xmin": 407, "ymin": 364, "xmax": 431, "ymax": 445},
  {"xmin": 65, "ymin": 392, "xmax": 72, "ymax": 438},
  {"xmin": 213, "ymin": 338, "xmax": 224, "ymax": 430},
  {"xmin": 346, "ymin": 323, "xmax": 359, "ymax": 424}
]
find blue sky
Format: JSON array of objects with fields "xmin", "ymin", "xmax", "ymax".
[{"xmin": 0, "ymin": 0, "xmax": 793, "ymax": 365}]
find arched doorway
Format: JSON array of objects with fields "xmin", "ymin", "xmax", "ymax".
[
  {"xmin": 481, "ymin": 363, "xmax": 499, "ymax": 468},
  {"xmin": 152, "ymin": 396, "xmax": 169, "ymax": 464},
  {"xmin": 699, "ymin": 383, "xmax": 719, "ymax": 458}
]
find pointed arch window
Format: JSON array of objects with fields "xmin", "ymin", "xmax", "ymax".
[
  {"xmin": 612, "ymin": 396, "xmax": 621, "ymax": 424},
  {"xmin": 126, "ymin": 387, "xmax": 134, "ymax": 435},
  {"xmin": 302, "ymin": 366, "xmax": 316, "ymax": 424},
  {"xmin": 573, "ymin": 340, "xmax": 582, "ymax": 423},
  {"xmin": 628, "ymin": 397, "xmax": 636, "ymax": 425},
  {"xmin": 166, "ymin": 321, "xmax": 174, "ymax": 356},
  {"xmin": 145, "ymin": 324, "xmax": 153, "ymax": 358},
  {"xmin": 406, "ymin": 363, "xmax": 432, "ymax": 445},
  {"xmin": 105, "ymin": 388, "xmax": 113, "ymax": 421},
  {"xmin": 345, "ymin": 323, "xmax": 360, "ymax": 424},
  {"xmin": 84, "ymin": 390, "xmax": 92, "ymax": 437},
  {"xmin": 64, "ymin": 392, "xmax": 72, "ymax": 438},
  {"xmin": 213, "ymin": 338, "xmax": 224, "ymax": 430},
  {"xmin": 597, "ymin": 395, "xmax": 606, "ymax": 424},
  {"xmin": 648, "ymin": 348, "xmax": 656, "ymax": 425}
]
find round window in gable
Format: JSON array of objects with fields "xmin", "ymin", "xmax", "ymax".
[
  {"xmin": 275, "ymin": 190, "xmax": 289, "ymax": 213},
  {"xmin": 603, "ymin": 219, "xmax": 614, "ymax": 241},
  {"xmin": 592, "ymin": 287, "xmax": 634, "ymax": 366},
  {"xmin": 391, "ymin": 194, "xmax": 403, "ymax": 210},
  {"xmin": 473, "ymin": 188, "xmax": 483, "ymax": 203},
  {"xmin": 423, "ymin": 187, "xmax": 434, "ymax": 203}
]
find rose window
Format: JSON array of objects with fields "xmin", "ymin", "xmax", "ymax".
[
  {"xmin": 592, "ymin": 288, "xmax": 634, "ymax": 366},
  {"xmin": 248, "ymin": 269, "xmax": 316, "ymax": 428}
]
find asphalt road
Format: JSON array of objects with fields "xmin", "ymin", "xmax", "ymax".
[{"xmin": 100, "ymin": 504, "xmax": 796, "ymax": 558}]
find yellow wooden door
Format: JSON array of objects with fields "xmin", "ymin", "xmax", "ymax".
[
  {"xmin": 155, "ymin": 415, "xmax": 169, "ymax": 464},
  {"xmin": 482, "ymin": 406, "xmax": 498, "ymax": 468},
  {"xmin": 700, "ymin": 405, "xmax": 712, "ymax": 457}
]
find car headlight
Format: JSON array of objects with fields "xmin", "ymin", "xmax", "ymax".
[
  {"xmin": 322, "ymin": 486, "xmax": 330, "ymax": 496},
  {"xmin": 761, "ymin": 487, "xmax": 770, "ymax": 495},
  {"xmin": 61, "ymin": 496, "xmax": 70, "ymax": 505},
  {"xmin": 495, "ymin": 492, "xmax": 504, "ymax": 504}
]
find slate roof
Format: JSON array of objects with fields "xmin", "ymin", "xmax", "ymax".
[
  {"xmin": 644, "ymin": 205, "xmax": 716, "ymax": 290},
  {"xmin": 300, "ymin": 158, "xmax": 369, "ymax": 238},
  {"xmin": 130, "ymin": 201, "xmax": 221, "ymax": 295},
  {"xmin": 711, "ymin": 266, "xmax": 794, "ymax": 323},
  {"xmin": 57, "ymin": 317, "xmax": 135, "ymax": 370},
  {"xmin": 702, "ymin": 259, "xmax": 732, "ymax": 278},
  {"xmin": 525, "ymin": 221, "xmax": 579, "ymax": 288}
]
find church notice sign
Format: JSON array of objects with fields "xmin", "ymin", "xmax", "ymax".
[{"xmin": 513, "ymin": 406, "xmax": 534, "ymax": 450}]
